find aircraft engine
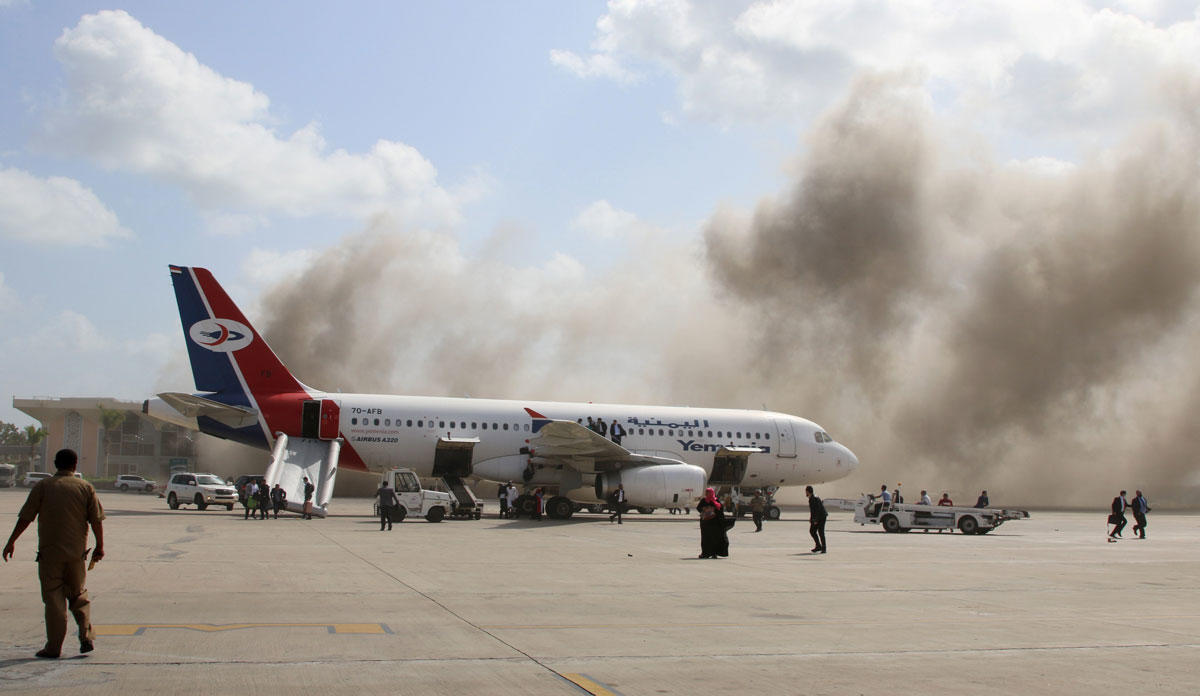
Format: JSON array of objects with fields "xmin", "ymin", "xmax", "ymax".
[{"xmin": 595, "ymin": 464, "xmax": 706, "ymax": 508}]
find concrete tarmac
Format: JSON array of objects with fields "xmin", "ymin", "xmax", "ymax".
[{"xmin": 1, "ymin": 488, "xmax": 1197, "ymax": 695}]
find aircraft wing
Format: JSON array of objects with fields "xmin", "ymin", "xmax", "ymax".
[
  {"xmin": 157, "ymin": 392, "xmax": 261, "ymax": 429},
  {"xmin": 526, "ymin": 410, "xmax": 683, "ymax": 469}
]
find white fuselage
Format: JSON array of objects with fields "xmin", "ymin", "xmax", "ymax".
[{"xmin": 322, "ymin": 393, "xmax": 857, "ymax": 496}]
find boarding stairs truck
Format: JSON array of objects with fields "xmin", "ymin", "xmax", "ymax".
[{"xmin": 851, "ymin": 495, "xmax": 1029, "ymax": 534}]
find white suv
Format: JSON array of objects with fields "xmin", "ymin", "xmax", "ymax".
[
  {"xmin": 115, "ymin": 474, "xmax": 157, "ymax": 492},
  {"xmin": 166, "ymin": 473, "xmax": 237, "ymax": 511},
  {"xmin": 23, "ymin": 471, "xmax": 82, "ymax": 486},
  {"xmin": 22, "ymin": 471, "xmax": 52, "ymax": 487}
]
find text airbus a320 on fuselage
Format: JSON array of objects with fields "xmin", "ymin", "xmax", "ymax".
[{"xmin": 145, "ymin": 265, "xmax": 858, "ymax": 518}]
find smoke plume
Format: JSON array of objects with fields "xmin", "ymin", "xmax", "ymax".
[{"xmin": 243, "ymin": 71, "xmax": 1200, "ymax": 508}]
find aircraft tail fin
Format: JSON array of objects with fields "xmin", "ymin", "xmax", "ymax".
[{"xmin": 168, "ymin": 265, "xmax": 310, "ymax": 447}]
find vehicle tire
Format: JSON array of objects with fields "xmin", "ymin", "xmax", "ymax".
[
  {"xmin": 391, "ymin": 506, "xmax": 408, "ymax": 523},
  {"xmin": 547, "ymin": 496, "xmax": 574, "ymax": 519},
  {"xmin": 958, "ymin": 516, "xmax": 979, "ymax": 535},
  {"xmin": 514, "ymin": 494, "xmax": 536, "ymax": 517},
  {"xmin": 119, "ymin": 483, "xmax": 129, "ymax": 492},
  {"xmin": 167, "ymin": 492, "xmax": 179, "ymax": 510},
  {"xmin": 425, "ymin": 506, "xmax": 445, "ymax": 523},
  {"xmin": 766, "ymin": 505, "xmax": 781, "ymax": 520},
  {"xmin": 474, "ymin": 510, "xmax": 481, "ymax": 520},
  {"xmin": 226, "ymin": 504, "xmax": 234, "ymax": 511},
  {"xmin": 194, "ymin": 493, "xmax": 208, "ymax": 511},
  {"xmin": 881, "ymin": 514, "xmax": 902, "ymax": 533}
]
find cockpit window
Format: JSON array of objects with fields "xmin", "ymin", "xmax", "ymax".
[{"xmin": 814, "ymin": 431, "xmax": 833, "ymax": 443}]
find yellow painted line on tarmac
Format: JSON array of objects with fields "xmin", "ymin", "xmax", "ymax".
[
  {"xmin": 561, "ymin": 673, "xmax": 623, "ymax": 696},
  {"xmin": 96, "ymin": 622, "xmax": 391, "ymax": 636}
]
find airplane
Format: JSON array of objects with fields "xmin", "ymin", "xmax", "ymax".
[{"xmin": 144, "ymin": 265, "xmax": 859, "ymax": 519}]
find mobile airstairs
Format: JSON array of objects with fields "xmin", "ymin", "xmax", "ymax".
[{"xmin": 263, "ymin": 433, "xmax": 340, "ymax": 518}]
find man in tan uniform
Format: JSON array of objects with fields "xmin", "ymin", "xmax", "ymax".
[{"xmin": 3, "ymin": 449, "xmax": 105, "ymax": 658}]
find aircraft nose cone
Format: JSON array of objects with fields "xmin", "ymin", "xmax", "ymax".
[{"xmin": 844, "ymin": 446, "xmax": 859, "ymax": 473}]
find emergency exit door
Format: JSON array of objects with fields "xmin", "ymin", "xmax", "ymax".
[{"xmin": 301, "ymin": 400, "xmax": 341, "ymax": 440}]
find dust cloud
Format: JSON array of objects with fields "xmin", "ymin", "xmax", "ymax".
[{"xmin": 227, "ymin": 71, "xmax": 1200, "ymax": 508}]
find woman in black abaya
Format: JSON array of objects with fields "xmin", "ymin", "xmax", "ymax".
[{"xmin": 697, "ymin": 487, "xmax": 729, "ymax": 558}]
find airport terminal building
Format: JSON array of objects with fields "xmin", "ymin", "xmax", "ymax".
[{"xmin": 13, "ymin": 397, "xmax": 196, "ymax": 479}]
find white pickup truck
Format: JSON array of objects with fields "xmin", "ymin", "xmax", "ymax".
[{"xmin": 851, "ymin": 494, "xmax": 1029, "ymax": 534}]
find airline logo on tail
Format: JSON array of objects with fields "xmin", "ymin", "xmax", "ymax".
[{"xmin": 188, "ymin": 319, "xmax": 253, "ymax": 352}]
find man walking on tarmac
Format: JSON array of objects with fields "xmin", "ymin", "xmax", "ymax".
[
  {"xmin": 609, "ymin": 484, "xmax": 625, "ymax": 524},
  {"xmin": 1108, "ymin": 490, "xmax": 1128, "ymax": 540},
  {"xmin": 807, "ymin": 485, "xmax": 827, "ymax": 553},
  {"xmin": 377, "ymin": 479, "xmax": 399, "ymax": 531},
  {"xmin": 3, "ymin": 449, "xmax": 105, "ymax": 659},
  {"xmin": 1131, "ymin": 490, "xmax": 1151, "ymax": 539}
]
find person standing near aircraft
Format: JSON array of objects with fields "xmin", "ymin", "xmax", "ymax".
[
  {"xmin": 255, "ymin": 481, "xmax": 270, "ymax": 520},
  {"xmin": 609, "ymin": 484, "xmax": 625, "ymax": 524},
  {"xmin": 244, "ymin": 479, "xmax": 258, "ymax": 520},
  {"xmin": 919, "ymin": 490, "xmax": 932, "ymax": 505},
  {"xmin": 893, "ymin": 483, "xmax": 903, "ymax": 504},
  {"xmin": 1108, "ymin": 490, "xmax": 1128, "ymax": 540},
  {"xmin": 376, "ymin": 479, "xmax": 398, "ymax": 531},
  {"xmin": 696, "ymin": 488, "xmax": 729, "ymax": 559},
  {"xmin": 3, "ymin": 449, "xmax": 104, "ymax": 659},
  {"xmin": 937, "ymin": 493, "xmax": 953, "ymax": 506},
  {"xmin": 1131, "ymin": 490, "xmax": 1151, "ymax": 539},
  {"xmin": 270, "ymin": 484, "xmax": 286, "ymax": 519},
  {"xmin": 532, "ymin": 488, "xmax": 544, "ymax": 521},
  {"xmin": 505, "ymin": 482, "xmax": 518, "ymax": 519},
  {"xmin": 750, "ymin": 490, "xmax": 765, "ymax": 532},
  {"xmin": 302, "ymin": 477, "xmax": 315, "ymax": 520},
  {"xmin": 586, "ymin": 417, "xmax": 598, "ymax": 434},
  {"xmin": 497, "ymin": 481, "xmax": 509, "ymax": 519},
  {"xmin": 597, "ymin": 419, "xmax": 608, "ymax": 438},
  {"xmin": 974, "ymin": 490, "xmax": 989, "ymax": 508},
  {"xmin": 609, "ymin": 420, "xmax": 625, "ymax": 445},
  {"xmin": 807, "ymin": 485, "xmax": 827, "ymax": 553}
]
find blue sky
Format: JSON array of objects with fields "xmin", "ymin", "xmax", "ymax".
[{"xmin": 3, "ymin": 0, "xmax": 1199, "ymax": 433}]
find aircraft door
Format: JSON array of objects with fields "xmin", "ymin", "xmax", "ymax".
[
  {"xmin": 301, "ymin": 400, "xmax": 321, "ymax": 439},
  {"xmin": 773, "ymin": 418, "xmax": 797, "ymax": 458},
  {"xmin": 319, "ymin": 400, "xmax": 340, "ymax": 440}
]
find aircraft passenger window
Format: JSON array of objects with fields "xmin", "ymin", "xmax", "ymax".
[
  {"xmin": 668, "ymin": 429, "xmax": 674, "ymax": 436},
  {"xmin": 385, "ymin": 419, "xmax": 391, "ymax": 426},
  {"xmin": 351, "ymin": 418, "xmax": 357, "ymax": 425},
  {"xmin": 406, "ymin": 420, "xmax": 412, "ymax": 427},
  {"xmin": 658, "ymin": 429, "xmax": 664, "ymax": 436},
  {"xmin": 374, "ymin": 419, "xmax": 380, "ymax": 426},
  {"xmin": 439, "ymin": 421, "xmax": 445, "ymax": 429},
  {"xmin": 717, "ymin": 431, "xmax": 722, "ymax": 438},
  {"xmin": 417, "ymin": 420, "xmax": 423, "ymax": 427},
  {"xmin": 523, "ymin": 424, "xmax": 529, "ymax": 431},
  {"xmin": 638, "ymin": 428, "xmax": 644, "ymax": 435},
  {"xmin": 503, "ymin": 423, "xmax": 509, "ymax": 431},
  {"xmin": 471, "ymin": 422, "xmax": 477, "ymax": 429}
]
